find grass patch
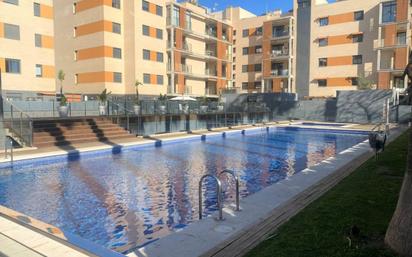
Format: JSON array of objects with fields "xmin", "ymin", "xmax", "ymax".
[{"xmin": 246, "ymin": 130, "xmax": 409, "ymax": 257}]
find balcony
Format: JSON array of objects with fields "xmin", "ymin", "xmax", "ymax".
[
  {"xmin": 270, "ymin": 69, "xmax": 289, "ymax": 77},
  {"xmin": 270, "ymin": 49, "xmax": 289, "ymax": 59},
  {"xmin": 374, "ymin": 38, "xmax": 409, "ymax": 49}
]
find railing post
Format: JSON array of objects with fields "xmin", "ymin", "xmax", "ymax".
[
  {"xmin": 10, "ymin": 105, "xmax": 13, "ymax": 130},
  {"xmin": 19, "ymin": 112, "xmax": 23, "ymax": 141},
  {"xmin": 29, "ymin": 120, "xmax": 33, "ymax": 147}
]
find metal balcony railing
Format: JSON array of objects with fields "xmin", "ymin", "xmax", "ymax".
[
  {"xmin": 270, "ymin": 69, "xmax": 289, "ymax": 76},
  {"xmin": 374, "ymin": 38, "xmax": 409, "ymax": 49},
  {"xmin": 272, "ymin": 30, "xmax": 290, "ymax": 38}
]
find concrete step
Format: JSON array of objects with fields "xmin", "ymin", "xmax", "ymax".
[
  {"xmin": 33, "ymin": 130, "xmax": 130, "ymax": 143},
  {"xmin": 33, "ymin": 126, "xmax": 125, "ymax": 136},
  {"xmin": 33, "ymin": 124, "xmax": 120, "ymax": 133}
]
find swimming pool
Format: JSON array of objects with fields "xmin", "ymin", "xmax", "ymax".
[{"xmin": 0, "ymin": 127, "xmax": 367, "ymax": 255}]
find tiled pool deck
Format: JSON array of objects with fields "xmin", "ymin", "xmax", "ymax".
[{"xmin": 0, "ymin": 121, "xmax": 403, "ymax": 257}]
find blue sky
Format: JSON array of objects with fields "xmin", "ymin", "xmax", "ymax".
[{"xmin": 197, "ymin": 0, "xmax": 294, "ymax": 15}]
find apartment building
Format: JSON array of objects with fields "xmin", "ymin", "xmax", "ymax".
[
  {"xmin": 0, "ymin": 0, "xmax": 55, "ymax": 100},
  {"xmin": 294, "ymin": 0, "xmax": 412, "ymax": 98},
  {"xmin": 376, "ymin": 0, "xmax": 410, "ymax": 89},
  {"xmin": 166, "ymin": 1, "xmax": 233, "ymax": 97},
  {"xmin": 214, "ymin": 7, "xmax": 295, "ymax": 94}
]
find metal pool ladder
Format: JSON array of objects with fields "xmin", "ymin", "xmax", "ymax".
[
  {"xmin": 198, "ymin": 170, "xmax": 241, "ymax": 221},
  {"xmin": 4, "ymin": 137, "xmax": 14, "ymax": 166}
]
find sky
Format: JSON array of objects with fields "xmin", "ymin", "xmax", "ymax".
[{"xmin": 197, "ymin": 0, "xmax": 294, "ymax": 15}]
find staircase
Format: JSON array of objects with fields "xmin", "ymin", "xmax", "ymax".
[{"xmin": 33, "ymin": 118, "xmax": 135, "ymax": 148}]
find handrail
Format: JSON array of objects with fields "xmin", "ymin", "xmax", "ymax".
[
  {"xmin": 371, "ymin": 123, "xmax": 384, "ymax": 133},
  {"xmin": 4, "ymin": 137, "xmax": 13, "ymax": 166},
  {"xmin": 218, "ymin": 169, "xmax": 240, "ymax": 211},
  {"xmin": 199, "ymin": 174, "xmax": 223, "ymax": 220},
  {"xmin": 2, "ymin": 97, "xmax": 33, "ymax": 147}
]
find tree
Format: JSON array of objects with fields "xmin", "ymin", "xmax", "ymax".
[
  {"xmin": 58, "ymin": 70, "xmax": 65, "ymax": 96},
  {"xmin": 134, "ymin": 80, "xmax": 143, "ymax": 105},
  {"xmin": 385, "ymin": 130, "xmax": 412, "ymax": 256},
  {"xmin": 357, "ymin": 76, "xmax": 373, "ymax": 90}
]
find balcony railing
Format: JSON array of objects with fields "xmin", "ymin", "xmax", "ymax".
[
  {"xmin": 270, "ymin": 50, "xmax": 289, "ymax": 58},
  {"xmin": 270, "ymin": 69, "xmax": 289, "ymax": 76},
  {"xmin": 374, "ymin": 38, "xmax": 409, "ymax": 49},
  {"xmin": 272, "ymin": 30, "xmax": 290, "ymax": 38}
]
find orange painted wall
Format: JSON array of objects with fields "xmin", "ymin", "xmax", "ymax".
[
  {"xmin": 0, "ymin": 22, "xmax": 3, "ymax": 38},
  {"xmin": 327, "ymin": 34, "xmax": 354, "ymax": 45},
  {"xmin": 0, "ymin": 58, "xmax": 5, "ymax": 71},
  {"xmin": 150, "ymin": 74, "xmax": 157, "ymax": 84},
  {"xmin": 272, "ymin": 78, "xmax": 282, "ymax": 92},
  {"xmin": 150, "ymin": 51, "xmax": 157, "ymax": 61},
  {"xmin": 378, "ymin": 72, "xmax": 391, "ymax": 89},
  {"xmin": 248, "ymin": 28, "xmax": 256, "ymax": 37},
  {"xmin": 75, "ymin": 20, "xmax": 113, "ymax": 37},
  {"xmin": 40, "ymin": 4, "xmax": 53, "ymax": 19},
  {"xmin": 326, "ymin": 77, "xmax": 352, "ymax": 87},
  {"xmin": 394, "ymin": 47, "xmax": 407, "ymax": 70},
  {"xmin": 77, "ymin": 46, "xmax": 113, "ymax": 60},
  {"xmin": 263, "ymin": 59, "xmax": 271, "ymax": 77},
  {"xmin": 42, "ymin": 65, "xmax": 55, "ymax": 78},
  {"xmin": 177, "ymin": 74, "xmax": 185, "ymax": 94},
  {"xmin": 174, "ymin": 51, "xmax": 182, "ymax": 72},
  {"xmin": 75, "ymin": 0, "xmax": 112, "ymax": 13},
  {"xmin": 77, "ymin": 71, "xmax": 114, "ymax": 83},
  {"xmin": 328, "ymin": 12, "xmax": 354, "ymax": 25},
  {"xmin": 397, "ymin": 0, "xmax": 408, "ymax": 22},
  {"xmin": 263, "ymin": 21, "xmax": 272, "ymax": 41},
  {"xmin": 217, "ymin": 22, "xmax": 223, "ymax": 40},
  {"xmin": 175, "ymin": 28, "xmax": 183, "ymax": 49},
  {"xmin": 149, "ymin": 27, "xmax": 156, "ymax": 37},
  {"xmin": 179, "ymin": 7, "xmax": 186, "ymax": 29},
  {"xmin": 41, "ymin": 35, "xmax": 54, "ymax": 49},
  {"xmin": 148, "ymin": 2, "xmax": 157, "ymax": 15},
  {"xmin": 383, "ymin": 24, "xmax": 396, "ymax": 47},
  {"xmin": 327, "ymin": 56, "xmax": 353, "ymax": 66}
]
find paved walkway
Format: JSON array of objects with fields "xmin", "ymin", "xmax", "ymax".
[{"xmin": 0, "ymin": 217, "xmax": 88, "ymax": 257}]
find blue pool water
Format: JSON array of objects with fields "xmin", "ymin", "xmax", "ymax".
[{"xmin": 0, "ymin": 127, "xmax": 367, "ymax": 254}]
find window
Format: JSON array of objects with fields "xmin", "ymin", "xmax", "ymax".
[
  {"xmin": 382, "ymin": 1, "xmax": 396, "ymax": 23},
  {"xmin": 233, "ymin": 30, "xmax": 236, "ymax": 36},
  {"xmin": 254, "ymin": 64, "xmax": 262, "ymax": 72},
  {"xmin": 319, "ymin": 38, "xmax": 328, "ymax": 47},
  {"xmin": 298, "ymin": 0, "xmax": 310, "ymax": 8},
  {"xmin": 352, "ymin": 34, "xmax": 363, "ymax": 43},
  {"xmin": 35, "ymin": 34, "xmax": 42, "ymax": 47},
  {"xmin": 172, "ymin": 6, "xmax": 180, "ymax": 26},
  {"xmin": 35, "ymin": 64, "xmax": 42, "ymax": 77},
  {"xmin": 112, "ymin": 0, "xmax": 120, "ymax": 9},
  {"xmin": 397, "ymin": 32, "xmax": 406, "ymax": 45},
  {"xmin": 157, "ymin": 75, "xmax": 163, "ymax": 85},
  {"xmin": 242, "ymin": 47, "xmax": 249, "ymax": 55},
  {"xmin": 156, "ymin": 5, "xmax": 162, "ymax": 16},
  {"xmin": 351, "ymin": 77, "xmax": 358, "ymax": 86},
  {"xmin": 242, "ymin": 65, "xmax": 248, "ymax": 73},
  {"xmin": 242, "ymin": 29, "xmax": 248, "ymax": 37},
  {"xmin": 5, "ymin": 59, "xmax": 20, "ymax": 74},
  {"xmin": 113, "ymin": 47, "xmax": 122, "ymax": 59},
  {"xmin": 256, "ymin": 27, "xmax": 263, "ymax": 36},
  {"xmin": 319, "ymin": 58, "xmax": 327, "ymax": 67},
  {"xmin": 319, "ymin": 17, "xmax": 328, "ymax": 26},
  {"xmin": 157, "ymin": 52, "xmax": 163, "ymax": 62},
  {"xmin": 156, "ymin": 28, "xmax": 163, "ymax": 39},
  {"xmin": 255, "ymin": 45, "xmax": 262, "ymax": 54},
  {"xmin": 33, "ymin": 2, "xmax": 40, "ymax": 17},
  {"xmin": 318, "ymin": 79, "xmax": 327, "ymax": 87},
  {"xmin": 242, "ymin": 82, "xmax": 248, "ymax": 90},
  {"xmin": 142, "ymin": 0, "xmax": 149, "ymax": 11},
  {"xmin": 143, "ymin": 49, "xmax": 150, "ymax": 60},
  {"xmin": 113, "ymin": 72, "xmax": 122, "ymax": 83},
  {"xmin": 142, "ymin": 25, "xmax": 149, "ymax": 36},
  {"xmin": 354, "ymin": 11, "xmax": 364, "ymax": 21},
  {"xmin": 3, "ymin": 0, "xmax": 18, "ymax": 5},
  {"xmin": 143, "ymin": 73, "xmax": 150, "ymax": 83},
  {"xmin": 352, "ymin": 55, "xmax": 362, "ymax": 64},
  {"xmin": 112, "ymin": 22, "xmax": 121, "ymax": 34},
  {"xmin": 254, "ymin": 81, "xmax": 262, "ymax": 89},
  {"xmin": 4, "ymin": 23, "xmax": 20, "ymax": 40},
  {"xmin": 185, "ymin": 12, "xmax": 192, "ymax": 30}
]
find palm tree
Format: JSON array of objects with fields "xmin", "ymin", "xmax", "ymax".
[{"xmin": 58, "ymin": 70, "xmax": 65, "ymax": 97}]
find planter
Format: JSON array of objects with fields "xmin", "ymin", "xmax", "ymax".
[
  {"xmin": 58, "ymin": 105, "xmax": 68, "ymax": 117},
  {"xmin": 99, "ymin": 104, "xmax": 106, "ymax": 115},
  {"xmin": 200, "ymin": 105, "xmax": 208, "ymax": 113},
  {"xmin": 133, "ymin": 105, "xmax": 140, "ymax": 115}
]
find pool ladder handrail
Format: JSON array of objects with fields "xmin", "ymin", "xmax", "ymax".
[
  {"xmin": 4, "ymin": 137, "xmax": 13, "ymax": 166},
  {"xmin": 199, "ymin": 175, "xmax": 223, "ymax": 220},
  {"xmin": 198, "ymin": 170, "xmax": 241, "ymax": 221}
]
